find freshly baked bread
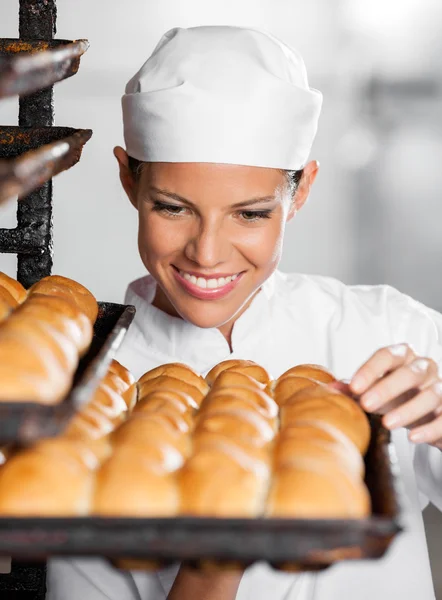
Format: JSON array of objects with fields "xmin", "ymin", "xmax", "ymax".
[
  {"xmin": 0, "ymin": 272, "xmax": 27, "ymax": 304},
  {"xmin": 200, "ymin": 386, "xmax": 278, "ymax": 424},
  {"xmin": 0, "ymin": 440, "xmax": 94, "ymax": 515},
  {"xmin": 29, "ymin": 275, "xmax": 98, "ymax": 324},
  {"xmin": 179, "ymin": 442, "xmax": 270, "ymax": 517},
  {"xmin": 274, "ymin": 426, "xmax": 364, "ymax": 478},
  {"xmin": 271, "ymin": 376, "xmax": 320, "ymax": 406},
  {"xmin": 192, "ymin": 432, "xmax": 271, "ymax": 466},
  {"xmin": 64, "ymin": 404, "xmax": 115, "ymax": 440},
  {"xmin": 205, "ymin": 360, "xmax": 271, "ymax": 386},
  {"xmin": 111, "ymin": 414, "xmax": 191, "ymax": 458},
  {"xmin": 211, "ymin": 370, "xmax": 266, "ymax": 391},
  {"xmin": 0, "ymin": 286, "xmax": 18, "ymax": 310},
  {"xmin": 138, "ymin": 376, "xmax": 205, "ymax": 406},
  {"xmin": 266, "ymin": 462, "xmax": 370, "ymax": 519},
  {"xmin": 23, "ymin": 293, "xmax": 93, "ymax": 354},
  {"xmin": 136, "ymin": 389, "xmax": 198, "ymax": 412},
  {"xmin": 134, "ymin": 391, "xmax": 193, "ymax": 417},
  {"xmin": 109, "ymin": 359, "xmax": 135, "ymax": 388},
  {"xmin": 0, "ymin": 298, "xmax": 13, "ymax": 322},
  {"xmin": 89, "ymin": 384, "xmax": 128, "ymax": 425},
  {"xmin": 280, "ymin": 386, "xmax": 371, "ymax": 454},
  {"xmin": 195, "ymin": 408, "xmax": 275, "ymax": 447},
  {"xmin": 277, "ymin": 364, "xmax": 335, "ymax": 385},
  {"xmin": 139, "ymin": 363, "xmax": 209, "ymax": 396},
  {"xmin": 93, "ymin": 449, "xmax": 179, "ymax": 517}
]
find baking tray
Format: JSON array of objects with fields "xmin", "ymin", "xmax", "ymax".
[
  {"xmin": 0, "ymin": 302, "xmax": 136, "ymax": 444},
  {"xmin": 0, "ymin": 415, "xmax": 405, "ymax": 568}
]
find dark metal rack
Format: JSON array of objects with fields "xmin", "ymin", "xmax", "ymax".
[{"xmin": 0, "ymin": 1, "xmax": 92, "ymax": 597}]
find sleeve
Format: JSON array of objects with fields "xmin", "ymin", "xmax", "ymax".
[{"xmin": 389, "ymin": 291, "xmax": 442, "ymax": 512}]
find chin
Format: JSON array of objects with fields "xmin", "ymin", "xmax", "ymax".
[{"xmin": 174, "ymin": 303, "xmax": 238, "ymax": 330}]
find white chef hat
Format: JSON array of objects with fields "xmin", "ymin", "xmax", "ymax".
[{"xmin": 122, "ymin": 26, "xmax": 322, "ymax": 170}]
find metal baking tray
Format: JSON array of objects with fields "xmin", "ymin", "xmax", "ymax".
[
  {"xmin": 0, "ymin": 302, "xmax": 135, "ymax": 444},
  {"xmin": 0, "ymin": 415, "xmax": 405, "ymax": 569}
]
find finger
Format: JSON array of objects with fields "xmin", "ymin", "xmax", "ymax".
[
  {"xmin": 350, "ymin": 343, "xmax": 415, "ymax": 395},
  {"xmin": 383, "ymin": 381, "xmax": 442, "ymax": 430},
  {"xmin": 359, "ymin": 357, "xmax": 439, "ymax": 412},
  {"xmin": 409, "ymin": 410, "xmax": 442, "ymax": 445}
]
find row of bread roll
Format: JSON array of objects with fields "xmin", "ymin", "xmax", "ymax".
[
  {"xmin": 0, "ymin": 360, "xmax": 134, "ymax": 515},
  {"xmin": 267, "ymin": 365, "xmax": 371, "ymax": 519},
  {"xmin": 93, "ymin": 363, "xmax": 207, "ymax": 517},
  {"xmin": 0, "ymin": 274, "xmax": 98, "ymax": 404},
  {"xmin": 178, "ymin": 360, "xmax": 276, "ymax": 517}
]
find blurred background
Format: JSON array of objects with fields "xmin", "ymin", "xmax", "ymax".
[{"xmin": 1, "ymin": 0, "xmax": 442, "ymax": 596}]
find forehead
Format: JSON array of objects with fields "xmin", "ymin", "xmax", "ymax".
[{"xmin": 140, "ymin": 162, "xmax": 287, "ymax": 200}]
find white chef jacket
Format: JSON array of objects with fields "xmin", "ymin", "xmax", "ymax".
[{"xmin": 46, "ymin": 270, "xmax": 442, "ymax": 600}]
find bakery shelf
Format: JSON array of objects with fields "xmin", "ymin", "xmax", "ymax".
[
  {"xmin": 0, "ymin": 39, "xmax": 89, "ymax": 99},
  {"xmin": 0, "ymin": 417, "xmax": 404, "ymax": 569},
  {"xmin": 0, "ymin": 126, "xmax": 92, "ymax": 207},
  {"xmin": 0, "ymin": 302, "xmax": 136, "ymax": 444}
]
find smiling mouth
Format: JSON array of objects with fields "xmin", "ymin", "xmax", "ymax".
[{"xmin": 176, "ymin": 268, "xmax": 241, "ymax": 290}]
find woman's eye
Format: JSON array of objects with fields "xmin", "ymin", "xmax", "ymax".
[
  {"xmin": 239, "ymin": 210, "xmax": 273, "ymax": 222},
  {"xmin": 152, "ymin": 201, "xmax": 188, "ymax": 216}
]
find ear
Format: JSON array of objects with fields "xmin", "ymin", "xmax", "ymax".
[
  {"xmin": 287, "ymin": 160, "xmax": 320, "ymax": 221},
  {"xmin": 114, "ymin": 146, "xmax": 138, "ymax": 209}
]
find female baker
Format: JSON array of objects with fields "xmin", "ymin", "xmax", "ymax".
[{"xmin": 47, "ymin": 26, "xmax": 442, "ymax": 600}]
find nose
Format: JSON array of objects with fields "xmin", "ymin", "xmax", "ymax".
[{"xmin": 184, "ymin": 220, "xmax": 230, "ymax": 268}]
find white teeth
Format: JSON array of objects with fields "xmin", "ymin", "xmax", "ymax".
[{"xmin": 180, "ymin": 270, "xmax": 239, "ymax": 289}]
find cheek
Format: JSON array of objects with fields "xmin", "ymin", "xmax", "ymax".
[
  {"xmin": 138, "ymin": 211, "xmax": 186, "ymax": 260},
  {"xmin": 235, "ymin": 217, "xmax": 285, "ymax": 268}
]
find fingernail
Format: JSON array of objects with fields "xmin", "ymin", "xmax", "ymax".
[
  {"xmin": 351, "ymin": 376, "xmax": 366, "ymax": 393},
  {"xmin": 388, "ymin": 344, "xmax": 408, "ymax": 357},
  {"xmin": 362, "ymin": 391, "xmax": 379, "ymax": 409},
  {"xmin": 384, "ymin": 414, "xmax": 401, "ymax": 429},
  {"xmin": 409, "ymin": 430, "xmax": 425, "ymax": 443},
  {"xmin": 410, "ymin": 358, "xmax": 430, "ymax": 374}
]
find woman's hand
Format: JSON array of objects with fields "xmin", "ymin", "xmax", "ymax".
[{"xmin": 343, "ymin": 343, "xmax": 442, "ymax": 450}]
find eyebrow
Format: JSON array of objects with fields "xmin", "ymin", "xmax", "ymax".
[{"xmin": 149, "ymin": 187, "xmax": 276, "ymax": 208}]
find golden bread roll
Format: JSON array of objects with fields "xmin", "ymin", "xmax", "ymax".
[
  {"xmin": 195, "ymin": 408, "xmax": 275, "ymax": 447},
  {"xmin": 204, "ymin": 386, "xmax": 278, "ymax": 421},
  {"xmin": 211, "ymin": 370, "xmax": 266, "ymax": 391},
  {"xmin": 205, "ymin": 359, "xmax": 271, "ymax": 386},
  {"xmin": 274, "ymin": 430, "xmax": 364, "ymax": 478},
  {"xmin": 0, "ymin": 286, "xmax": 18, "ymax": 309},
  {"xmin": 26, "ymin": 293, "xmax": 93, "ymax": 353},
  {"xmin": 93, "ymin": 451, "xmax": 179, "ymax": 516},
  {"xmin": 266, "ymin": 462, "xmax": 370, "ymax": 519},
  {"xmin": 0, "ymin": 335, "xmax": 68, "ymax": 403},
  {"xmin": 138, "ymin": 376, "xmax": 205, "ymax": 406},
  {"xmin": 272, "ymin": 376, "xmax": 320, "ymax": 406},
  {"xmin": 64, "ymin": 404, "xmax": 115, "ymax": 440},
  {"xmin": 278, "ymin": 364, "xmax": 335, "ymax": 384},
  {"xmin": 108, "ymin": 359, "xmax": 135, "ymax": 388},
  {"xmin": 281, "ymin": 386, "xmax": 370, "ymax": 454},
  {"xmin": 0, "ymin": 442, "xmax": 93, "ymax": 515},
  {"xmin": 192, "ymin": 432, "xmax": 271, "ymax": 466},
  {"xmin": 1, "ymin": 314, "xmax": 78, "ymax": 372},
  {"xmin": 29, "ymin": 275, "xmax": 98, "ymax": 324},
  {"xmin": 0, "ymin": 298, "xmax": 12, "ymax": 322},
  {"xmin": 133, "ymin": 392, "xmax": 194, "ymax": 423},
  {"xmin": 0, "ymin": 272, "xmax": 27, "ymax": 304},
  {"xmin": 139, "ymin": 363, "xmax": 209, "ymax": 396},
  {"xmin": 111, "ymin": 414, "xmax": 191, "ymax": 457},
  {"xmin": 179, "ymin": 443, "xmax": 270, "ymax": 517},
  {"xmin": 113, "ymin": 559, "xmax": 163, "ymax": 571},
  {"xmin": 197, "ymin": 389, "xmax": 278, "ymax": 430},
  {"xmin": 101, "ymin": 372, "xmax": 130, "ymax": 397},
  {"xmin": 136, "ymin": 389, "xmax": 198, "ymax": 413},
  {"xmin": 90, "ymin": 384, "xmax": 128, "ymax": 425},
  {"xmin": 32, "ymin": 437, "xmax": 102, "ymax": 470},
  {"xmin": 122, "ymin": 383, "xmax": 138, "ymax": 411}
]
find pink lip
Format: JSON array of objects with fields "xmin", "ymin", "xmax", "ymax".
[{"xmin": 173, "ymin": 268, "xmax": 243, "ymax": 300}]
